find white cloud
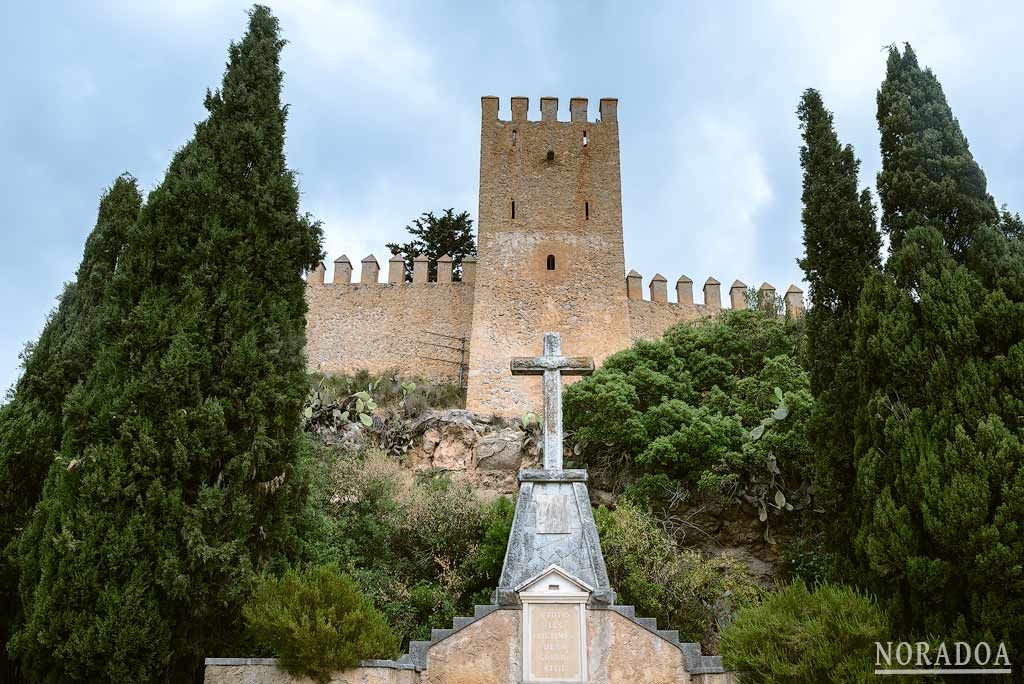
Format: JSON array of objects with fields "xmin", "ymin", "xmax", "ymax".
[
  {"xmin": 274, "ymin": 0, "xmax": 442, "ymax": 110},
  {"xmin": 765, "ymin": 0, "xmax": 967, "ymax": 106},
  {"xmin": 103, "ymin": 0, "xmax": 444, "ymax": 110},
  {"xmin": 657, "ymin": 113, "xmax": 774, "ymax": 290}
]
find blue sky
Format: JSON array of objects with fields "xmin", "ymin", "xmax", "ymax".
[{"xmin": 3, "ymin": 1, "xmax": 1024, "ymax": 395}]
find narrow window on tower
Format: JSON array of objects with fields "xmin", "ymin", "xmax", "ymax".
[
  {"xmin": 512, "ymin": 129, "xmax": 517, "ymax": 146},
  {"xmin": 585, "ymin": 201, "xmax": 590, "ymax": 220},
  {"xmin": 511, "ymin": 201, "xmax": 516, "ymax": 220},
  {"xmin": 583, "ymin": 130, "xmax": 588, "ymax": 146},
  {"xmin": 547, "ymin": 255, "xmax": 556, "ymax": 271}
]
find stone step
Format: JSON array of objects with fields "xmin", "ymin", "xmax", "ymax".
[
  {"xmin": 657, "ymin": 629, "xmax": 679, "ymax": 644},
  {"xmin": 407, "ymin": 640, "xmax": 431, "ymax": 669},
  {"xmin": 430, "ymin": 628, "xmax": 453, "ymax": 643},
  {"xmin": 610, "ymin": 604, "xmax": 635, "ymax": 619},
  {"xmin": 452, "ymin": 616, "xmax": 476, "ymax": 630},
  {"xmin": 635, "ymin": 617, "xmax": 658, "ymax": 630},
  {"xmin": 474, "ymin": 604, "xmax": 499, "ymax": 619}
]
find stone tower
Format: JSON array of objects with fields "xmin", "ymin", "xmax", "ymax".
[{"xmin": 466, "ymin": 96, "xmax": 632, "ymax": 415}]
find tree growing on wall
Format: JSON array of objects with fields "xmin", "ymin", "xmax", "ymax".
[
  {"xmin": 11, "ymin": 6, "xmax": 323, "ymax": 681},
  {"xmin": 850, "ymin": 43, "xmax": 1024, "ymax": 654},
  {"xmin": 795, "ymin": 89, "xmax": 881, "ymax": 544},
  {"xmin": 386, "ymin": 208, "xmax": 476, "ymax": 281},
  {"xmin": 0, "ymin": 175, "xmax": 141, "ymax": 682}
]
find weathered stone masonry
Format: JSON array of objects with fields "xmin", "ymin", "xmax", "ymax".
[
  {"xmin": 304, "ymin": 97, "xmax": 805, "ymax": 415},
  {"xmin": 305, "ymin": 261, "xmax": 475, "ymax": 382}
]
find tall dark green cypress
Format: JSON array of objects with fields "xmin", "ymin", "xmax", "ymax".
[
  {"xmin": 876, "ymin": 44, "xmax": 997, "ymax": 260},
  {"xmin": 0, "ymin": 175, "xmax": 141, "ymax": 681},
  {"xmin": 795, "ymin": 89, "xmax": 881, "ymax": 537},
  {"xmin": 851, "ymin": 45, "xmax": 1024, "ymax": 653},
  {"xmin": 11, "ymin": 6, "xmax": 323, "ymax": 681}
]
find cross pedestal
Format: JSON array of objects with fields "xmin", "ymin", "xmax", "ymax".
[{"xmin": 510, "ymin": 333, "xmax": 594, "ymax": 469}]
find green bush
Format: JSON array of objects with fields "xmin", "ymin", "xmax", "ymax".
[
  {"xmin": 565, "ymin": 311, "xmax": 812, "ymax": 487},
  {"xmin": 720, "ymin": 580, "xmax": 889, "ymax": 683},
  {"xmin": 595, "ymin": 500, "xmax": 762, "ymax": 650},
  {"xmin": 303, "ymin": 449, "xmax": 512, "ymax": 647},
  {"xmin": 565, "ymin": 310, "xmax": 815, "ymax": 541},
  {"xmin": 310, "ymin": 369, "xmax": 465, "ymax": 415},
  {"xmin": 244, "ymin": 564, "xmax": 398, "ymax": 683}
]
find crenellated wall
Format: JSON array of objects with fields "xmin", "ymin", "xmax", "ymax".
[
  {"xmin": 305, "ymin": 253, "xmax": 475, "ymax": 384},
  {"xmin": 303, "ymin": 95, "xmax": 807, "ymax": 414},
  {"xmin": 624, "ymin": 270, "xmax": 805, "ymax": 342},
  {"xmin": 305, "ymin": 246, "xmax": 806, "ymax": 397}
]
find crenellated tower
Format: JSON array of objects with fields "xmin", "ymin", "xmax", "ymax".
[
  {"xmin": 466, "ymin": 96, "xmax": 633, "ymax": 414},
  {"xmin": 304, "ymin": 95, "xmax": 806, "ymax": 416}
]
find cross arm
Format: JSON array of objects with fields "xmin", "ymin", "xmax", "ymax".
[{"xmin": 510, "ymin": 356, "xmax": 595, "ymax": 375}]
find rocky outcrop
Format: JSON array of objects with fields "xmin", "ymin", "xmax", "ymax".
[
  {"xmin": 389, "ymin": 410, "xmax": 541, "ymax": 495},
  {"xmin": 474, "ymin": 428, "xmax": 526, "ymax": 470},
  {"xmin": 324, "ymin": 408, "xmax": 784, "ymax": 581}
]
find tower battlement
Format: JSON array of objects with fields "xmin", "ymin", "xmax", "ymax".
[{"xmin": 481, "ymin": 96, "xmax": 618, "ymax": 123}]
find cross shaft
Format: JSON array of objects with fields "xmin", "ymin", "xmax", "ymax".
[{"xmin": 510, "ymin": 333, "xmax": 594, "ymax": 469}]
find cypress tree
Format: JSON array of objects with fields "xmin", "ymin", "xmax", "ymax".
[
  {"xmin": 795, "ymin": 89, "xmax": 881, "ymax": 536},
  {"xmin": 876, "ymin": 44, "xmax": 998, "ymax": 259},
  {"xmin": 851, "ymin": 45, "xmax": 1024, "ymax": 653},
  {"xmin": 11, "ymin": 6, "xmax": 323, "ymax": 681},
  {"xmin": 0, "ymin": 175, "xmax": 141, "ymax": 681}
]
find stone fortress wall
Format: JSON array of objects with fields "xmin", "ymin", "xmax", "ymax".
[
  {"xmin": 304, "ymin": 95, "xmax": 805, "ymax": 414},
  {"xmin": 305, "ymin": 254, "xmax": 476, "ymax": 383},
  {"xmin": 304, "ymin": 251, "xmax": 804, "ymax": 388}
]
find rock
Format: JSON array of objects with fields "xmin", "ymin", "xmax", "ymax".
[
  {"xmin": 429, "ymin": 412, "xmax": 480, "ymax": 471},
  {"xmin": 433, "ymin": 433, "xmax": 474, "ymax": 470},
  {"xmin": 590, "ymin": 489, "xmax": 616, "ymax": 507},
  {"xmin": 421, "ymin": 427, "xmax": 441, "ymax": 454},
  {"xmin": 474, "ymin": 428, "xmax": 525, "ymax": 470}
]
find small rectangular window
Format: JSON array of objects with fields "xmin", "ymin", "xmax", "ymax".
[
  {"xmin": 585, "ymin": 201, "xmax": 589, "ymax": 220},
  {"xmin": 511, "ymin": 201, "xmax": 516, "ymax": 220},
  {"xmin": 583, "ymin": 130, "xmax": 588, "ymax": 146},
  {"xmin": 512, "ymin": 129, "xmax": 517, "ymax": 146}
]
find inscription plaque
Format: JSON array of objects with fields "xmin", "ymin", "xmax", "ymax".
[
  {"xmin": 535, "ymin": 493, "xmax": 569, "ymax": 534},
  {"xmin": 527, "ymin": 603, "xmax": 582, "ymax": 681}
]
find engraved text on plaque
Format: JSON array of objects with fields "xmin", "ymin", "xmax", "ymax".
[{"xmin": 527, "ymin": 603, "xmax": 582, "ymax": 681}]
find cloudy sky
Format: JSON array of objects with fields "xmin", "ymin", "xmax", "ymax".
[{"xmin": 2, "ymin": 1, "xmax": 1023, "ymax": 394}]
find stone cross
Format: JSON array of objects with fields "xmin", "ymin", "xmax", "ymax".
[{"xmin": 510, "ymin": 333, "xmax": 594, "ymax": 469}]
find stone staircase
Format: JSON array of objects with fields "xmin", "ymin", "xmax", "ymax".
[{"xmin": 392, "ymin": 603, "xmax": 724, "ymax": 675}]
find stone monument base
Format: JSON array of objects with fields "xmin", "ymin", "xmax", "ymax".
[{"xmin": 205, "ymin": 603, "xmax": 735, "ymax": 683}]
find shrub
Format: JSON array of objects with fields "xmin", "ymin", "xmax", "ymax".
[
  {"xmin": 565, "ymin": 310, "xmax": 815, "ymax": 541},
  {"xmin": 304, "ymin": 449, "xmax": 512, "ymax": 646},
  {"xmin": 309, "ymin": 369, "xmax": 465, "ymax": 416},
  {"xmin": 595, "ymin": 500, "xmax": 762, "ymax": 650},
  {"xmin": 243, "ymin": 564, "xmax": 398, "ymax": 683},
  {"xmin": 720, "ymin": 580, "xmax": 888, "ymax": 683},
  {"xmin": 565, "ymin": 311, "xmax": 811, "ymax": 487}
]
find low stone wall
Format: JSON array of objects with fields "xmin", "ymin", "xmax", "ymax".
[{"xmin": 204, "ymin": 659, "xmax": 417, "ymax": 684}]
